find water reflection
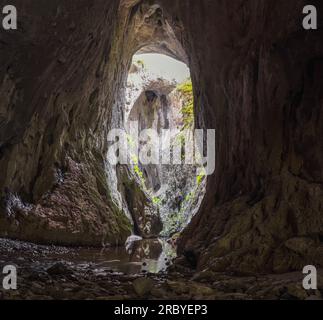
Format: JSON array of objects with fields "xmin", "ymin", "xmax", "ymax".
[{"xmin": 66, "ymin": 237, "xmax": 177, "ymax": 275}]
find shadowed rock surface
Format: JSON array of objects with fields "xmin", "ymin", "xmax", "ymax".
[{"xmin": 161, "ymin": 0, "xmax": 323, "ymax": 273}]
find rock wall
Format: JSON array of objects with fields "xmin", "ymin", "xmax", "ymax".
[
  {"xmin": 158, "ymin": 0, "xmax": 323, "ymax": 273},
  {"xmin": 0, "ymin": 0, "xmax": 132, "ymax": 245},
  {"xmin": 0, "ymin": 0, "xmax": 185, "ymax": 244},
  {"xmin": 117, "ymin": 165, "xmax": 162, "ymax": 238}
]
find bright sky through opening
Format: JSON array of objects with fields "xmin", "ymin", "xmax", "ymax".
[{"xmin": 133, "ymin": 53, "xmax": 190, "ymax": 84}]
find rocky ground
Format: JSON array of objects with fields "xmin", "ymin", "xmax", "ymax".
[{"xmin": 0, "ymin": 239, "xmax": 322, "ymax": 300}]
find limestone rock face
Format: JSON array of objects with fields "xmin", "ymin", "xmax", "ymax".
[
  {"xmin": 0, "ymin": 158, "xmax": 131, "ymax": 246},
  {"xmin": 117, "ymin": 165, "xmax": 162, "ymax": 238},
  {"xmin": 0, "ymin": 0, "xmax": 132, "ymax": 245},
  {"xmin": 0, "ymin": 0, "xmax": 322, "ymax": 273},
  {"xmin": 158, "ymin": 0, "xmax": 323, "ymax": 273}
]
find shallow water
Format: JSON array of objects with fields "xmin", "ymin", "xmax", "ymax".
[
  {"xmin": 0, "ymin": 237, "xmax": 177, "ymax": 275},
  {"xmin": 67, "ymin": 238, "xmax": 177, "ymax": 275}
]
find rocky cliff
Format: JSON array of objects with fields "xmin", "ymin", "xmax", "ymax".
[
  {"xmin": 0, "ymin": 0, "xmax": 133, "ymax": 246},
  {"xmin": 159, "ymin": 0, "xmax": 323, "ymax": 273}
]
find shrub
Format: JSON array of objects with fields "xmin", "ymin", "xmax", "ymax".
[{"xmin": 177, "ymin": 79, "xmax": 194, "ymax": 128}]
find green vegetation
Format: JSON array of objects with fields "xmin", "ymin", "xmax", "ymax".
[
  {"xmin": 181, "ymin": 101, "xmax": 194, "ymax": 129},
  {"xmin": 130, "ymin": 154, "xmax": 160, "ymax": 207},
  {"xmin": 131, "ymin": 155, "xmax": 146, "ymax": 188},
  {"xmin": 196, "ymin": 168, "xmax": 206, "ymax": 186},
  {"xmin": 177, "ymin": 78, "xmax": 194, "ymax": 129},
  {"xmin": 152, "ymin": 196, "xmax": 162, "ymax": 205},
  {"xmin": 134, "ymin": 163, "xmax": 144, "ymax": 181},
  {"xmin": 177, "ymin": 78, "xmax": 193, "ymax": 94},
  {"xmin": 185, "ymin": 191, "xmax": 194, "ymax": 202}
]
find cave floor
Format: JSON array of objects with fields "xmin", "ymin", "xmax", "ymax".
[{"xmin": 0, "ymin": 238, "xmax": 321, "ymax": 300}]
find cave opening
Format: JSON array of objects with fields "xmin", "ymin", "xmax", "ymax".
[
  {"xmin": 123, "ymin": 52, "xmax": 206, "ymax": 240},
  {"xmin": 102, "ymin": 2, "xmax": 210, "ymax": 273},
  {"xmin": 103, "ymin": 50, "xmax": 208, "ymax": 274},
  {"xmin": 0, "ymin": 1, "xmax": 216, "ymax": 279}
]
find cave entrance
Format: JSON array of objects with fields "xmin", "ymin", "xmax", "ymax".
[{"xmin": 124, "ymin": 52, "xmax": 207, "ymax": 239}]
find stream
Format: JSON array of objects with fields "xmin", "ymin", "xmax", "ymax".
[{"xmin": 0, "ymin": 237, "xmax": 177, "ymax": 276}]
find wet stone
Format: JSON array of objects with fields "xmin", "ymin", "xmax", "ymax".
[
  {"xmin": 133, "ymin": 278, "xmax": 154, "ymax": 297},
  {"xmin": 46, "ymin": 262, "xmax": 73, "ymax": 276}
]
